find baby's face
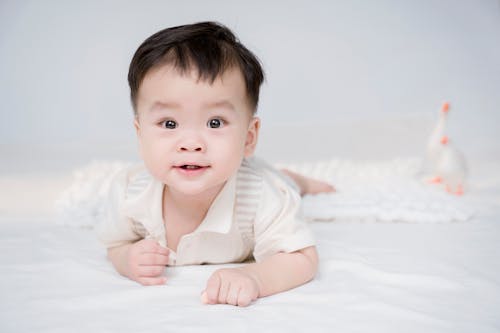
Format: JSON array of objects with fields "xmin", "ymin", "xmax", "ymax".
[{"xmin": 134, "ymin": 64, "xmax": 259, "ymax": 197}]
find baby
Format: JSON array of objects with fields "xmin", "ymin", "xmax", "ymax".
[{"xmin": 98, "ymin": 21, "xmax": 334, "ymax": 307}]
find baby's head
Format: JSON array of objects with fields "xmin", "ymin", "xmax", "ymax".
[
  {"xmin": 128, "ymin": 21, "xmax": 264, "ymax": 116},
  {"xmin": 127, "ymin": 22, "xmax": 265, "ymax": 196}
]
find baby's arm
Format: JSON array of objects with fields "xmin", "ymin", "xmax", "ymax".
[
  {"xmin": 201, "ymin": 245, "xmax": 318, "ymax": 306},
  {"xmin": 107, "ymin": 239, "xmax": 170, "ymax": 286}
]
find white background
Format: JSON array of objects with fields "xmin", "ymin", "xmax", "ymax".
[
  {"xmin": 1, "ymin": 5, "xmax": 500, "ymax": 330},
  {"xmin": 1, "ymin": 0, "xmax": 499, "ymax": 170}
]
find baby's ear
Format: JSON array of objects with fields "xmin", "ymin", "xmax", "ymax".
[
  {"xmin": 133, "ymin": 118, "xmax": 141, "ymax": 136},
  {"xmin": 134, "ymin": 118, "xmax": 143, "ymax": 159},
  {"xmin": 244, "ymin": 117, "xmax": 260, "ymax": 157}
]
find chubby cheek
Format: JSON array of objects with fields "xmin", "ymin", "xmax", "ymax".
[
  {"xmin": 214, "ymin": 134, "xmax": 247, "ymax": 169},
  {"xmin": 138, "ymin": 137, "xmax": 171, "ymax": 179}
]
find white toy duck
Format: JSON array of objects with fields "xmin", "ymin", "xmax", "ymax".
[
  {"xmin": 434, "ymin": 135, "xmax": 467, "ymax": 195},
  {"xmin": 422, "ymin": 101, "xmax": 449, "ymax": 179},
  {"xmin": 421, "ymin": 102, "xmax": 468, "ymax": 195}
]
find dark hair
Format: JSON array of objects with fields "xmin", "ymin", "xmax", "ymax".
[{"xmin": 128, "ymin": 21, "xmax": 265, "ymax": 115}]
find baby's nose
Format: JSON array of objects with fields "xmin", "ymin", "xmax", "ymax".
[
  {"xmin": 177, "ymin": 137, "xmax": 205, "ymax": 152},
  {"xmin": 179, "ymin": 145, "xmax": 203, "ymax": 152}
]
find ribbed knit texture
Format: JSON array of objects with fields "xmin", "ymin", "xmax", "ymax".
[{"xmin": 234, "ymin": 159, "xmax": 262, "ymax": 250}]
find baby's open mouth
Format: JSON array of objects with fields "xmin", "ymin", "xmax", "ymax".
[
  {"xmin": 175, "ymin": 164, "xmax": 209, "ymax": 170},
  {"xmin": 180, "ymin": 165, "xmax": 202, "ymax": 170}
]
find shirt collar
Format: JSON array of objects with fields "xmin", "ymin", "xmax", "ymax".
[
  {"xmin": 193, "ymin": 174, "xmax": 236, "ymax": 234},
  {"xmin": 121, "ymin": 170, "xmax": 236, "ymax": 236}
]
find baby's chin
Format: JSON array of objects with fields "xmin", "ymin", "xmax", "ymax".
[{"xmin": 164, "ymin": 181, "xmax": 228, "ymax": 198}]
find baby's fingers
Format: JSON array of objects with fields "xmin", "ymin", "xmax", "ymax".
[
  {"xmin": 141, "ymin": 240, "xmax": 169, "ymax": 255},
  {"xmin": 226, "ymin": 285, "xmax": 240, "ymax": 306},
  {"xmin": 227, "ymin": 286, "xmax": 254, "ymax": 307},
  {"xmin": 138, "ymin": 265, "xmax": 165, "ymax": 278},
  {"xmin": 154, "ymin": 245, "xmax": 170, "ymax": 256},
  {"xmin": 204, "ymin": 272, "xmax": 222, "ymax": 305},
  {"xmin": 140, "ymin": 253, "xmax": 170, "ymax": 266},
  {"xmin": 201, "ymin": 291, "xmax": 209, "ymax": 304},
  {"xmin": 237, "ymin": 290, "xmax": 255, "ymax": 307},
  {"xmin": 138, "ymin": 276, "xmax": 167, "ymax": 286}
]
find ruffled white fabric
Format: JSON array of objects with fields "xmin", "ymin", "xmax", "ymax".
[
  {"xmin": 55, "ymin": 158, "xmax": 476, "ymax": 228},
  {"xmin": 278, "ymin": 158, "xmax": 475, "ymax": 223},
  {"xmin": 55, "ymin": 161, "xmax": 133, "ymax": 228}
]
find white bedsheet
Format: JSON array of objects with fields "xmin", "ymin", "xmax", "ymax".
[{"xmin": 1, "ymin": 159, "xmax": 499, "ymax": 332}]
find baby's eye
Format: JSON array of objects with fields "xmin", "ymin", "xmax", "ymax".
[
  {"xmin": 160, "ymin": 120, "xmax": 177, "ymax": 129},
  {"xmin": 207, "ymin": 118, "xmax": 225, "ymax": 129}
]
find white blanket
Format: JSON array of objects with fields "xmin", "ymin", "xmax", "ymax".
[{"xmin": 1, "ymin": 158, "xmax": 499, "ymax": 332}]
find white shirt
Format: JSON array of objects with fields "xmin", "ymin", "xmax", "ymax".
[{"xmin": 97, "ymin": 157, "xmax": 315, "ymax": 266}]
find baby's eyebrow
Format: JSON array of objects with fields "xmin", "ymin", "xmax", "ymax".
[
  {"xmin": 204, "ymin": 100, "xmax": 236, "ymax": 112},
  {"xmin": 148, "ymin": 100, "xmax": 236, "ymax": 113},
  {"xmin": 149, "ymin": 101, "xmax": 180, "ymax": 112}
]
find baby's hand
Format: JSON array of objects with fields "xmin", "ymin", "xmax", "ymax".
[
  {"xmin": 126, "ymin": 239, "xmax": 170, "ymax": 286},
  {"xmin": 201, "ymin": 268, "xmax": 260, "ymax": 307}
]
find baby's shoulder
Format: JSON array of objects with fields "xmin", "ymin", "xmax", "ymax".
[
  {"xmin": 241, "ymin": 158, "xmax": 299, "ymax": 195},
  {"xmin": 238, "ymin": 158, "xmax": 301, "ymax": 212}
]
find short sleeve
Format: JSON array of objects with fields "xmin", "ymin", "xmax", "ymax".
[
  {"xmin": 252, "ymin": 165, "xmax": 316, "ymax": 262},
  {"xmin": 96, "ymin": 168, "xmax": 142, "ymax": 249}
]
